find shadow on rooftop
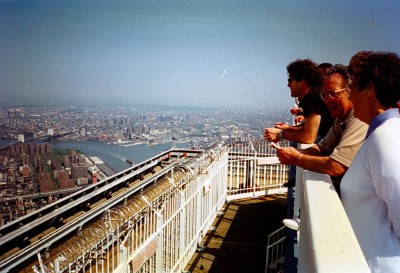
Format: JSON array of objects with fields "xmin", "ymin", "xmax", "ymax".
[{"xmin": 185, "ymin": 194, "xmax": 287, "ymax": 273}]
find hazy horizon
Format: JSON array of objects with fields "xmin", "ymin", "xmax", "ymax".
[
  {"xmin": 1, "ymin": 0, "xmax": 399, "ymax": 110},
  {"xmin": 0, "ymin": 99, "xmax": 293, "ymax": 114}
]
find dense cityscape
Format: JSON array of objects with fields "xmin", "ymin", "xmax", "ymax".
[
  {"xmin": 0, "ymin": 104, "xmax": 291, "ymax": 225},
  {"xmin": 0, "ymin": 104, "xmax": 291, "ymax": 144}
]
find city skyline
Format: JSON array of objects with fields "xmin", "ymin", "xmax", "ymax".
[{"xmin": 1, "ymin": 0, "xmax": 399, "ymax": 110}]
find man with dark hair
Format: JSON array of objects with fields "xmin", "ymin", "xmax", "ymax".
[
  {"xmin": 341, "ymin": 51, "xmax": 400, "ymax": 273},
  {"xmin": 291, "ymin": 62, "xmax": 333, "ymax": 125},
  {"xmin": 264, "ymin": 59, "xmax": 333, "ymax": 144},
  {"xmin": 264, "ymin": 59, "xmax": 334, "ymax": 189}
]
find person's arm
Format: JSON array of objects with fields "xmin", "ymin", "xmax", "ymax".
[
  {"xmin": 281, "ymin": 113, "xmax": 320, "ymax": 143},
  {"xmin": 264, "ymin": 122, "xmax": 303, "ymax": 142},
  {"xmin": 263, "ymin": 126, "xmax": 297, "ymax": 143},
  {"xmin": 290, "ymin": 107, "xmax": 303, "ymax": 115},
  {"xmin": 265, "ymin": 113, "xmax": 321, "ymax": 144},
  {"xmin": 276, "ymin": 146, "xmax": 347, "ymax": 177},
  {"xmin": 294, "ymin": 115, "xmax": 305, "ymax": 125}
]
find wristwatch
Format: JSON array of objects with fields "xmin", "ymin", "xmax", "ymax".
[{"xmin": 278, "ymin": 130, "xmax": 283, "ymax": 140}]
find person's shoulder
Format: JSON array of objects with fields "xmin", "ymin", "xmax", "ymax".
[
  {"xmin": 304, "ymin": 86, "xmax": 323, "ymax": 100},
  {"xmin": 367, "ymin": 117, "xmax": 400, "ymax": 149},
  {"xmin": 348, "ymin": 115, "xmax": 368, "ymax": 128},
  {"xmin": 307, "ymin": 86, "xmax": 322, "ymax": 95},
  {"xmin": 378, "ymin": 116, "xmax": 400, "ymax": 134}
]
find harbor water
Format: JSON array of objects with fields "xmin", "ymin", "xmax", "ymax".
[{"xmin": 0, "ymin": 139, "xmax": 188, "ymax": 172}]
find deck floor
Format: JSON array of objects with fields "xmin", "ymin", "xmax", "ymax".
[{"xmin": 184, "ymin": 194, "xmax": 288, "ymax": 273}]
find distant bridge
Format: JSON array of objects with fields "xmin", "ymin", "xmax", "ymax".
[{"xmin": 23, "ymin": 131, "xmax": 77, "ymax": 143}]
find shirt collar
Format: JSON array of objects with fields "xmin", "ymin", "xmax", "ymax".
[
  {"xmin": 366, "ymin": 108, "xmax": 400, "ymax": 138},
  {"xmin": 340, "ymin": 109, "xmax": 355, "ymax": 124}
]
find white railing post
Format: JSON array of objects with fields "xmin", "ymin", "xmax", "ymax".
[
  {"xmin": 298, "ymin": 169, "xmax": 310, "ymax": 272},
  {"xmin": 155, "ymin": 211, "xmax": 164, "ymax": 273},
  {"xmin": 293, "ymin": 143, "xmax": 313, "ymax": 221},
  {"xmin": 179, "ymin": 190, "xmax": 186, "ymax": 270}
]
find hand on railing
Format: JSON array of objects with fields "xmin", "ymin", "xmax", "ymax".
[
  {"xmin": 275, "ymin": 146, "xmax": 303, "ymax": 166},
  {"xmin": 263, "ymin": 127, "xmax": 282, "ymax": 143}
]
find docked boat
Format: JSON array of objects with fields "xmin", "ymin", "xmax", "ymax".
[{"xmin": 125, "ymin": 159, "xmax": 135, "ymax": 165}]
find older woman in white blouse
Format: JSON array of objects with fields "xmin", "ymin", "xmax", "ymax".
[{"xmin": 341, "ymin": 51, "xmax": 400, "ymax": 273}]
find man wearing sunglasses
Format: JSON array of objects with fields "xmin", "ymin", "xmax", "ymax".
[
  {"xmin": 264, "ymin": 59, "xmax": 334, "ymax": 144},
  {"xmin": 276, "ymin": 65, "xmax": 368, "ymax": 195},
  {"xmin": 264, "ymin": 59, "xmax": 334, "ymax": 189}
]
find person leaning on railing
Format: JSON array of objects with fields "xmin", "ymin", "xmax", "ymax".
[
  {"xmin": 264, "ymin": 58, "xmax": 334, "ymax": 145},
  {"xmin": 341, "ymin": 51, "xmax": 400, "ymax": 273},
  {"xmin": 274, "ymin": 65, "xmax": 368, "ymax": 196},
  {"xmin": 264, "ymin": 59, "xmax": 334, "ymax": 188}
]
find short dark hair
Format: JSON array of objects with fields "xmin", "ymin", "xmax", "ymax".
[
  {"xmin": 287, "ymin": 59, "xmax": 321, "ymax": 87},
  {"xmin": 318, "ymin": 63, "xmax": 333, "ymax": 70},
  {"xmin": 318, "ymin": 63, "xmax": 333, "ymax": 83},
  {"xmin": 348, "ymin": 51, "xmax": 400, "ymax": 108},
  {"xmin": 326, "ymin": 64, "xmax": 350, "ymax": 87}
]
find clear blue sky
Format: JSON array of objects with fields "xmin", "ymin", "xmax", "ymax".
[{"xmin": 1, "ymin": 0, "xmax": 399, "ymax": 110}]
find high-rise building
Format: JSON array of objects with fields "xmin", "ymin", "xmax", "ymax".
[
  {"xmin": 77, "ymin": 156, "xmax": 86, "ymax": 164},
  {"xmin": 20, "ymin": 165, "xmax": 30, "ymax": 177},
  {"xmin": 38, "ymin": 173, "xmax": 52, "ymax": 192},
  {"xmin": 64, "ymin": 155, "xmax": 70, "ymax": 166},
  {"xmin": 57, "ymin": 170, "xmax": 74, "ymax": 189},
  {"xmin": 7, "ymin": 109, "xmax": 15, "ymax": 118},
  {"xmin": 71, "ymin": 163, "xmax": 88, "ymax": 182},
  {"xmin": 21, "ymin": 154, "xmax": 29, "ymax": 165},
  {"xmin": 14, "ymin": 108, "xmax": 21, "ymax": 118}
]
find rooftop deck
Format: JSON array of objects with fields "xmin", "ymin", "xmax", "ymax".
[{"xmin": 185, "ymin": 194, "xmax": 287, "ymax": 273}]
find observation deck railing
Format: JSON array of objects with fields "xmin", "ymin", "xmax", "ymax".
[
  {"xmin": 294, "ymin": 144, "xmax": 370, "ymax": 273},
  {"xmin": 227, "ymin": 139, "xmax": 288, "ymax": 200}
]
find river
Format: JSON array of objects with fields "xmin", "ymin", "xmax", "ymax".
[{"xmin": 0, "ymin": 139, "xmax": 188, "ymax": 172}]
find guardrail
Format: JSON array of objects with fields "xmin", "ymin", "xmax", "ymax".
[
  {"xmin": 297, "ymin": 169, "xmax": 370, "ymax": 272},
  {"xmin": 0, "ymin": 145, "xmax": 227, "ymax": 273},
  {"xmin": 227, "ymin": 140, "xmax": 288, "ymax": 200},
  {"xmin": 3, "ymin": 138, "xmax": 371, "ymax": 273}
]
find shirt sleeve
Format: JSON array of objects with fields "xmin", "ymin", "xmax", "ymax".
[
  {"xmin": 319, "ymin": 118, "xmax": 368, "ymax": 167},
  {"xmin": 318, "ymin": 119, "xmax": 339, "ymax": 155},
  {"xmin": 301, "ymin": 93, "xmax": 323, "ymax": 118}
]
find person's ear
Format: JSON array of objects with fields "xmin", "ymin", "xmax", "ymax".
[{"xmin": 366, "ymin": 84, "xmax": 375, "ymax": 98}]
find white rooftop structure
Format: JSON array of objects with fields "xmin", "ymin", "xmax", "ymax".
[{"xmin": 89, "ymin": 156, "xmax": 104, "ymax": 165}]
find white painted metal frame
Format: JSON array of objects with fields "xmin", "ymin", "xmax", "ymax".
[
  {"xmin": 297, "ymin": 169, "xmax": 370, "ymax": 273},
  {"xmin": 227, "ymin": 140, "xmax": 288, "ymax": 201}
]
